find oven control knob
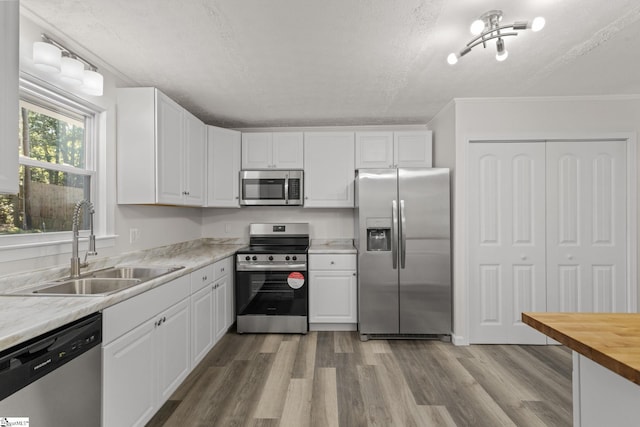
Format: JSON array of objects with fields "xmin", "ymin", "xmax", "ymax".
[
  {"xmin": 268, "ymin": 256, "xmax": 274, "ymax": 261},
  {"xmin": 252, "ymin": 256, "xmax": 257, "ymax": 261},
  {"xmin": 285, "ymin": 256, "xmax": 290, "ymax": 261},
  {"xmin": 292, "ymin": 256, "xmax": 297, "ymax": 261},
  {"xmin": 245, "ymin": 256, "xmax": 250, "ymax": 261}
]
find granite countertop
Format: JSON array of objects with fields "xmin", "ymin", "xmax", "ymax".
[
  {"xmin": 0, "ymin": 239, "xmax": 244, "ymax": 352},
  {"xmin": 309, "ymin": 239, "xmax": 356, "ymax": 254},
  {"xmin": 523, "ymin": 312, "xmax": 640, "ymax": 385}
]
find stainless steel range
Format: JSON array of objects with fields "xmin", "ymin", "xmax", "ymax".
[{"xmin": 235, "ymin": 223, "xmax": 309, "ymax": 334}]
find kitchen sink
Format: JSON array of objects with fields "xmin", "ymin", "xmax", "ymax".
[
  {"xmin": 32, "ymin": 278, "xmax": 142, "ymax": 295},
  {"xmin": 8, "ymin": 265, "xmax": 184, "ymax": 296},
  {"xmin": 87, "ymin": 266, "xmax": 181, "ymax": 280}
]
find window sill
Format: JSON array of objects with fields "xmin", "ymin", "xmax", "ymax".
[{"xmin": 0, "ymin": 234, "xmax": 117, "ymax": 263}]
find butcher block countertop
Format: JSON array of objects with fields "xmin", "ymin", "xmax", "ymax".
[{"xmin": 523, "ymin": 312, "xmax": 640, "ymax": 385}]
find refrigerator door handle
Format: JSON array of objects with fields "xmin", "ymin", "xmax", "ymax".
[
  {"xmin": 392, "ymin": 200, "xmax": 398, "ymax": 269},
  {"xmin": 400, "ymin": 199, "xmax": 407, "ymax": 269}
]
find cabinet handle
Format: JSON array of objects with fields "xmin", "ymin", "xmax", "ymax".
[
  {"xmin": 203, "ymin": 275, "xmax": 207, "ymax": 281},
  {"xmin": 162, "ymin": 316, "xmax": 166, "ymax": 323}
]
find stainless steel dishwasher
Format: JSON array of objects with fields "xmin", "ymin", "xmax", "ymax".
[{"xmin": 0, "ymin": 313, "xmax": 102, "ymax": 426}]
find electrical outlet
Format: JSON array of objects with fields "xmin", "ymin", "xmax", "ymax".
[{"xmin": 129, "ymin": 228, "xmax": 140, "ymax": 244}]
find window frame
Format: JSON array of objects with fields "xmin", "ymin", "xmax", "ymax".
[{"xmin": 0, "ymin": 75, "xmax": 113, "ymax": 262}]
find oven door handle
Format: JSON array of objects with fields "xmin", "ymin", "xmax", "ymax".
[{"xmin": 236, "ymin": 263, "xmax": 307, "ymax": 272}]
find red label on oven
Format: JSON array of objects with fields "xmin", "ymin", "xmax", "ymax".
[{"xmin": 287, "ymin": 272, "xmax": 305, "ymax": 289}]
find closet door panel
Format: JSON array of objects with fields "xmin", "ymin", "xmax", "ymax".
[
  {"xmin": 469, "ymin": 142, "xmax": 547, "ymax": 344},
  {"xmin": 547, "ymin": 141, "xmax": 626, "ymax": 314}
]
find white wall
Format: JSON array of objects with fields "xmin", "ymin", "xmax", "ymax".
[
  {"xmin": 201, "ymin": 207, "xmax": 355, "ymax": 242},
  {"xmin": 448, "ymin": 95, "xmax": 640, "ymax": 344}
]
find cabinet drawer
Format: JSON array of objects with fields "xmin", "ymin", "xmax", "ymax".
[
  {"xmin": 214, "ymin": 257, "xmax": 232, "ymax": 280},
  {"xmin": 310, "ymin": 254, "xmax": 356, "ymax": 271},
  {"xmin": 103, "ymin": 275, "xmax": 190, "ymax": 345},
  {"xmin": 190, "ymin": 264, "xmax": 214, "ymax": 293}
]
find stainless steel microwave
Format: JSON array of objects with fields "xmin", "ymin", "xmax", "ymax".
[{"xmin": 240, "ymin": 170, "xmax": 303, "ymax": 206}]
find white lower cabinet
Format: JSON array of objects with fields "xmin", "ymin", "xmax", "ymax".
[
  {"xmin": 190, "ymin": 264, "xmax": 215, "ymax": 367},
  {"xmin": 102, "ymin": 276, "xmax": 191, "ymax": 427},
  {"xmin": 190, "ymin": 257, "xmax": 234, "ymax": 368},
  {"xmin": 103, "ymin": 257, "xmax": 235, "ymax": 426},
  {"xmin": 309, "ymin": 254, "xmax": 357, "ymax": 329}
]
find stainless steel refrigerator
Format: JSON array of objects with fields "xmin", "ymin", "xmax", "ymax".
[{"xmin": 355, "ymin": 168, "xmax": 451, "ymax": 337}]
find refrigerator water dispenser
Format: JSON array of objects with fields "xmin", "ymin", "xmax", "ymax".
[{"xmin": 367, "ymin": 227, "xmax": 391, "ymax": 251}]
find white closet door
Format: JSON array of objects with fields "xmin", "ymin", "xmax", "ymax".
[
  {"xmin": 546, "ymin": 141, "xmax": 627, "ymax": 313},
  {"xmin": 469, "ymin": 142, "xmax": 547, "ymax": 344}
]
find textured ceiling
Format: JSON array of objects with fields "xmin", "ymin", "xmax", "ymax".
[{"xmin": 19, "ymin": 0, "xmax": 640, "ymax": 128}]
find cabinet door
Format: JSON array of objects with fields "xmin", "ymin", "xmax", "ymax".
[
  {"xmin": 355, "ymin": 132, "xmax": 394, "ymax": 169},
  {"xmin": 191, "ymin": 286, "xmax": 214, "ymax": 367},
  {"xmin": 214, "ymin": 277, "xmax": 229, "ymax": 342},
  {"xmin": 304, "ymin": 132, "xmax": 355, "ymax": 208},
  {"xmin": 183, "ymin": 111, "xmax": 206, "ymax": 206},
  {"xmin": 309, "ymin": 270, "xmax": 357, "ymax": 323},
  {"xmin": 394, "ymin": 131, "xmax": 432, "ymax": 168},
  {"xmin": 226, "ymin": 264, "xmax": 235, "ymax": 329},
  {"xmin": 103, "ymin": 321, "xmax": 157, "ymax": 427},
  {"xmin": 157, "ymin": 298, "xmax": 191, "ymax": 404},
  {"xmin": 242, "ymin": 133, "xmax": 272, "ymax": 169},
  {"xmin": 156, "ymin": 92, "xmax": 185, "ymax": 204},
  {"xmin": 207, "ymin": 126, "xmax": 241, "ymax": 207},
  {"xmin": 272, "ymin": 132, "xmax": 304, "ymax": 169},
  {"xmin": 0, "ymin": 0, "xmax": 18, "ymax": 194}
]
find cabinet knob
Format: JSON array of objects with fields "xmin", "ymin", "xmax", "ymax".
[
  {"xmin": 520, "ymin": 254, "xmax": 527, "ymax": 260},
  {"xmin": 567, "ymin": 254, "xmax": 573, "ymax": 260},
  {"xmin": 330, "ymin": 261, "xmax": 335, "ymax": 265},
  {"xmin": 353, "ymin": 273, "xmax": 356, "ymax": 276}
]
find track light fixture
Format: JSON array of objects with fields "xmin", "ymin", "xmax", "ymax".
[
  {"xmin": 447, "ymin": 10, "xmax": 545, "ymax": 65},
  {"xmin": 33, "ymin": 34, "xmax": 104, "ymax": 96}
]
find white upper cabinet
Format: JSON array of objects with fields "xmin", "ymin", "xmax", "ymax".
[
  {"xmin": 241, "ymin": 132, "xmax": 303, "ymax": 169},
  {"xmin": 0, "ymin": 0, "xmax": 18, "ymax": 194},
  {"xmin": 304, "ymin": 132, "xmax": 355, "ymax": 208},
  {"xmin": 355, "ymin": 132, "xmax": 394, "ymax": 169},
  {"xmin": 183, "ymin": 110, "xmax": 206, "ymax": 206},
  {"xmin": 117, "ymin": 87, "xmax": 206, "ymax": 206},
  {"xmin": 355, "ymin": 130, "xmax": 432, "ymax": 169},
  {"xmin": 206, "ymin": 126, "xmax": 241, "ymax": 207}
]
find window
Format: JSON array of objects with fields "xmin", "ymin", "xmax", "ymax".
[
  {"xmin": 0, "ymin": 77, "xmax": 109, "ymax": 262},
  {"xmin": 0, "ymin": 99, "xmax": 94, "ymax": 234}
]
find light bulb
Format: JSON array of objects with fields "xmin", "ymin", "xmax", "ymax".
[
  {"xmin": 33, "ymin": 42, "xmax": 61, "ymax": 72},
  {"xmin": 470, "ymin": 19, "xmax": 485, "ymax": 36},
  {"xmin": 447, "ymin": 53, "xmax": 458, "ymax": 65},
  {"xmin": 496, "ymin": 50, "xmax": 509, "ymax": 61},
  {"xmin": 531, "ymin": 16, "xmax": 545, "ymax": 32}
]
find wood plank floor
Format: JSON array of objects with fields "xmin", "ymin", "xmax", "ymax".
[{"xmin": 146, "ymin": 331, "xmax": 572, "ymax": 427}]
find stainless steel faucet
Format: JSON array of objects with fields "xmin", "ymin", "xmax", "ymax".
[{"xmin": 70, "ymin": 199, "xmax": 97, "ymax": 278}]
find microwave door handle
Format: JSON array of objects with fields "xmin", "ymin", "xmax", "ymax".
[{"xmin": 284, "ymin": 174, "xmax": 289, "ymax": 205}]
